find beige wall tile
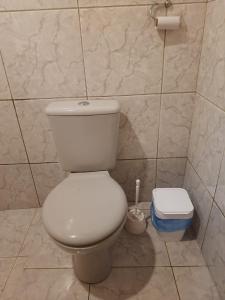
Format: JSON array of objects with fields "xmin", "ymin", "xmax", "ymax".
[
  {"xmin": 80, "ymin": 6, "xmax": 164, "ymax": 96},
  {"xmin": 0, "ymin": 55, "xmax": 11, "ymax": 100},
  {"xmin": 202, "ymin": 203, "xmax": 225, "ymax": 299},
  {"xmin": 0, "ymin": 10, "xmax": 86, "ymax": 99},
  {"xmin": 163, "ymin": 3, "xmax": 206, "ymax": 93},
  {"xmin": 118, "ymin": 95, "xmax": 160, "ymax": 159},
  {"xmin": 15, "ymin": 100, "xmax": 58, "ymax": 163},
  {"xmin": 197, "ymin": 0, "xmax": 225, "ymax": 111},
  {"xmin": 156, "ymin": 158, "xmax": 186, "ymax": 188},
  {"xmin": 158, "ymin": 93, "xmax": 195, "ymax": 158},
  {"xmin": 184, "ymin": 161, "xmax": 213, "ymax": 246},
  {"xmin": 0, "ymin": 164, "xmax": 39, "ymax": 210},
  {"xmin": 31, "ymin": 163, "xmax": 67, "ymax": 205},
  {"xmin": 188, "ymin": 95, "xmax": 225, "ymax": 196},
  {"xmin": 91, "ymin": 95, "xmax": 161, "ymax": 159},
  {"xmin": 0, "ymin": 101, "xmax": 27, "ymax": 164},
  {"xmin": 0, "ymin": 0, "xmax": 77, "ymax": 10},
  {"xmin": 110, "ymin": 159, "xmax": 156, "ymax": 202}
]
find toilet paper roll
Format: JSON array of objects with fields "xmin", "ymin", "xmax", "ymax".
[{"xmin": 156, "ymin": 16, "xmax": 181, "ymax": 30}]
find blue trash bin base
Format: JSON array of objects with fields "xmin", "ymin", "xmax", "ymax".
[{"xmin": 151, "ymin": 204, "xmax": 192, "ymax": 241}]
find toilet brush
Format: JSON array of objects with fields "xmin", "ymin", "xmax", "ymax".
[{"xmin": 125, "ymin": 179, "xmax": 147, "ymax": 235}]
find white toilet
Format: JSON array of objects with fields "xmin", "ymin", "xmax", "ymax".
[{"xmin": 42, "ymin": 100, "xmax": 128, "ymax": 283}]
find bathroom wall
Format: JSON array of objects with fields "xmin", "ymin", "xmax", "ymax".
[
  {"xmin": 183, "ymin": 0, "xmax": 225, "ymax": 297},
  {"xmin": 0, "ymin": 0, "xmax": 206, "ymax": 209}
]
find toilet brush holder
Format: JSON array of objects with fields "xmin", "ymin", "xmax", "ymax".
[{"xmin": 125, "ymin": 207, "xmax": 147, "ymax": 235}]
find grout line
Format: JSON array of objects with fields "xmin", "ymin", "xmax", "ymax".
[
  {"xmin": 0, "ymin": 2, "xmax": 208, "ymax": 13},
  {"xmin": 194, "ymin": 1, "xmax": 207, "ymax": 92},
  {"xmin": 0, "ymin": 52, "xmax": 41, "ymax": 207},
  {"xmin": 10, "ymin": 90, "xmax": 196, "ymax": 101},
  {"xmin": 155, "ymin": 7, "xmax": 167, "ymax": 187},
  {"xmin": 78, "ymin": 1, "xmax": 208, "ymax": 9},
  {"xmin": 196, "ymin": 91, "xmax": 225, "ymax": 114},
  {"xmin": 17, "ymin": 209, "xmax": 39, "ymax": 257},
  {"xmin": 164, "ymin": 243, "xmax": 181, "ymax": 300},
  {"xmin": 0, "ymin": 157, "xmax": 187, "ymax": 166},
  {"xmin": 1, "ymin": 257, "xmax": 18, "ymax": 292},
  {"xmin": 77, "ymin": 4, "xmax": 89, "ymax": 98}
]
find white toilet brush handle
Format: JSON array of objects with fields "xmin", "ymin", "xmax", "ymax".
[{"xmin": 135, "ymin": 179, "xmax": 141, "ymax": 207}]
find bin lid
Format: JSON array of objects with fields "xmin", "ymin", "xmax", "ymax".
[{"xmin": 152, "ymin": 188, "xmax": 194, "ymax": 220}]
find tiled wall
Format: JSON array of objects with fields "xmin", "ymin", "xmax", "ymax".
[
  {"xmin": 183, "ymin": 0, "xmax": 225, "ymax": 297},
  {"xmin": 0, "ymin": 0, "xmax": 206, "ymax": 209}
]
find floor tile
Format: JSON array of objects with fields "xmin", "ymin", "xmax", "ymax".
[
  {"xmin": 89, "ymin": 267, "xmax": 179, "ymax": 300},
  {"xmin": 0, "ymin": 209, "xmax": 35, "ymax": 257},
  {"xmin": 1, "ymin": 258, "xmax": 89, "ymax": 300},
  {"xmin": 19, "ymin": 209, "xmax": 72, "ymax": 268},
  {"xmin": 0, "ymin": 258, "xmax": 15, "ymax": 291},
  {"xmin": 173, "ymin": 266, "xmax": 220, "ymax": 300},
  {"xmin": 112, "ymin": 222, "xmax": 170, "ymax": 267},
  {"xmin": 166, "ymin": 239, "xmax": 206, "ymax": 266}
]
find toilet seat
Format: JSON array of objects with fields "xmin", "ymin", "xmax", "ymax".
[{"xmin": 42, "ymin": 171, "xmax": 127, "ymax": 247}]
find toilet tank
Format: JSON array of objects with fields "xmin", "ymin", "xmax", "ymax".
[{"xmin": 46, "ymin": 100, "xmax": 120, "ymax": 172}]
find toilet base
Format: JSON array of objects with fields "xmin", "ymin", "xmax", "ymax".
[{"xmin": 73, "ymin": 248, "xmax": 111, "ymax": 283}]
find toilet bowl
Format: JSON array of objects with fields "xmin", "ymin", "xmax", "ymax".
[{"xmin": 43, "ymin": 171, "xmax": 127, "ymax": 283}]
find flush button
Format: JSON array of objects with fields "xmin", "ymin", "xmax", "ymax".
[{"xmin": 78, "ymin": 101, "xmax": 90, "ymax": 106}]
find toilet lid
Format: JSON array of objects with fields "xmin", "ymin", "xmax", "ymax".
[{"xmin": 42, "ymin": 171, "xmax": 127, "ymax": 247}]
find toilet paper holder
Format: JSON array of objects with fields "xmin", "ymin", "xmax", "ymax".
[{"xmin": 149, "ymin": 0, "xmax": 181, "ymax": 30}]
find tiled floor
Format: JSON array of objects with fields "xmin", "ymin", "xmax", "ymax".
[{"xmin": 0, "ymin": 208, "xmax": 221, "ymax": 300}]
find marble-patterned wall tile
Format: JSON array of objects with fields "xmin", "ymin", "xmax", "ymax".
[
  {"xmin": 188, "ymin": 95, "xmax": 225, "ymax": 196},
  {"xmin": 15, "ymin": 100, "xmax": 58, "ymax": 163},
  {"xmin": 158, "ymin": 93, "xmax": 195, "ymax": 158},
  {"xmin": 0, "ymin": 10, "xmax": 86, "ymax": 99},
  {"xmin": 110, "ymin": 159, "xmax": 156, "ymax": 202},
  {"xmin": 184, "ymin": 161, "xmax": 213, "ymax": 246},
  {"xmin": 0, "ymin": 101, "xmax": 27, "ymax": 164},
  {"xmin": 0, "ymin": 164, "xmax": 39, "ymax": 210},
  {"xmin": 31, "ymin": 163, "xmax": 67, "ymax": 205},
  {"xmin": 197, "ymin": 0, "xmax": 225, "ymax": 111},
  {"xmin": 156, "ymin": 158, "xmax": 186, "ymax": 188},
  {"xmin": 215, "ymin": 153, "xmax": 225, "ymax": 216},
  {"xmin": 79, "ymin": 0, "xmax": 206, "ymax": 7},
  {"xmin": 91, "ymin": 95, "xmax": 160, "ymax": 159},
  {"xmin": 0, "ymin": 55, "xmax": 11, "ymax": 100},
  {"xmin": 118, "ymin": 95, "xmax": 160, "ymax": 159},
  {"xmin": 15, "ymin": 98, "xmax": 87, "ymax": 163},
  {"xmin": 202, "ymin": 203, "xmax": 225, "ymax": 299},
  {"xmin": 80, "ymin": 6, "xmax": 164, "ymax": 96},
  {"xmin": 163, "ymin": 3, "xmax": 206, "ymax": 93},
  {"xmin": 0, "ymin": 0, "xmax": 77, "ymax": 10}
]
